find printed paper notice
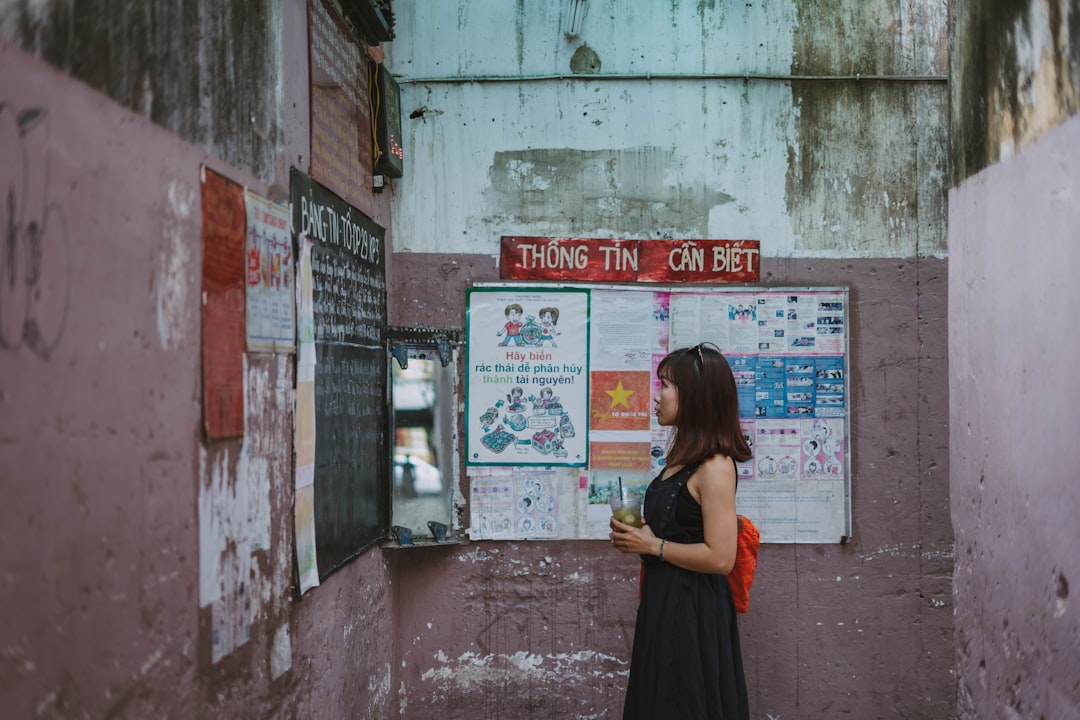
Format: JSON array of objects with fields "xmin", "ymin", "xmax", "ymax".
[{"xmin": 466, "ymin": 288, "xmax": 589, "ymax": 466}]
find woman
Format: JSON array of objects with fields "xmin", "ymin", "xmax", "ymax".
[{"xmin": 609, "ymin": 343, "xmax": 752, "ymax": 720}]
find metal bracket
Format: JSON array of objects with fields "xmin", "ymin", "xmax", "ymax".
[{"xmin": 388, "ymin": 325, "xmax": 463, "ymax": 369}]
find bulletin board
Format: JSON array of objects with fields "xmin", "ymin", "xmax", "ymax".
[
  {"xmin": 465, "ymin": 283, "xmax": 852, "ymax": 544},
  {"xmin": 290, "ymin": 168, "xmax": 389, "ymax": 581}
]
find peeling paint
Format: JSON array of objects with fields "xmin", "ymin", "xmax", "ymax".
[
  {"xmin": 366, "ymin": 662, "xmax": 392, "ymax": 713},
  {"xmin": 421, "ymin": 649, "xmax": 627, "ymax": 689},
  {"xmin": 270, "ymin": 623, "xmax": 291, "ymax": 679},
  {"xmin": 859, "ymin": 542, "xmax": 919, "ymax": 561},
  {"xmin": 157, "ymin": 180, "xmax": 194, "ymax": 350},
  {"xmin": 138, "ymin": 648, "xmax": 163, "ymax": 675}
]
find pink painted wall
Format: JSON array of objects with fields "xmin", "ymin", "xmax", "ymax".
[
  {"xmin": 0, "ymin": 42, "xmax": 396, "ymax": 719},
  {"xmin": 949, "ymin": 115, "xmax": 1080, "ymax": 719},
  {"xmin": 389, "ymin": 253, "xmax": 954, "ymax": 719},
  {"xmin": 949, "ymin": 2, "xmax": 1080, "ymax": 716}
]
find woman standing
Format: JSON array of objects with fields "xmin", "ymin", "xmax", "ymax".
[{"xmin": 609, "ymin": 343, "xmax": 752, "ymax": 720}]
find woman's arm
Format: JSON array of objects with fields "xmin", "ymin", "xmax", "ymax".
[
  {"xmin": 677, "ymin": 454, "xmax": 738, "ymax": 574},
  {"xmin": 608, "ymin": 455, "xmax": 739, "ymax": 574}
]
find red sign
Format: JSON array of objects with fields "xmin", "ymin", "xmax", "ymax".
[
  {"xmin": 200, "ymin": 166, "xmax": 247, "ymax": 441},
  {"xmin": 500, "ymin": 237, "xmax": 760, "ymax": 283}
]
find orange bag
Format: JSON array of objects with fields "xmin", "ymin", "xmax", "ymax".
[{"xmin": 727, "ymin": 515, "xmax": 760, "ymax": 613}]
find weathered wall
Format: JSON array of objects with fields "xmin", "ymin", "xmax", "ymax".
[
  {"xmin": 389, "ymin": 254, "xmax": 951, "ymax": 719},
  {"xmin": 0, "ymin": 0, "xmax": 398, "ymax": 715},
  {"xmin": 0, "ymin": 0, "xmax": 960, "ymax": 718},
  {"xmin": 0, "ymin": 0, "xmax": 284, "ymax": 186},
  {"xmin": 383, "ymin": 0, "xmax": 954, "ymax": 717},
  {"xmin": 951, "ymin": 0, "xmax": 1080, "ymax": 183},
  {"xmin": 949, "ymin": 2, "xmax": 1080, "ymax": 718},
  {"xmin": 386, "ymin": 0, "xmax": 947, "ymax": 259}
]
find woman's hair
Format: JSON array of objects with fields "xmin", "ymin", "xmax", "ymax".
[{"xmin": 658, "ymin": 343, "xmax": 752, "ymax": 467}]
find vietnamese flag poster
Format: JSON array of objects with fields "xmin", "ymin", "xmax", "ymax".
[{"xmin": 589, "ymin": 370, "xmax": 652, "ymax": 431}]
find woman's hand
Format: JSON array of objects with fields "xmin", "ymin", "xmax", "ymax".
[{"xmin": 609, "ymin": 517, "xmax": 658, "ymax": 555}]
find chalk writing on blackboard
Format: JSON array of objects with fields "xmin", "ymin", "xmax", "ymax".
[{"xmin": 290, "ymin": 168, "xmax": 389, "ymax": 579}]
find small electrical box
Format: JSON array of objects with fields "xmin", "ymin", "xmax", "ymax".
[{"xmin": 372, "ymin": 64, "xmax": 404, "ymax": 178}]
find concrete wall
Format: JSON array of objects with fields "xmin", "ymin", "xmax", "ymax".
[
  {"xmin": 0, "ymin": 0, "xmax": 285, "ymax": 186},
  {"xmin": 949, "ymin": 2, "xmax": 1080, "ymax": 718},
  {"xmin": 387, "ymin": 1, "xmax": 948, "ymax": 258},
  {"xmin": 0, "ymin": 0, "xmax": 400, "ymax": 716},
  {"xmin": 390, "ymin": 254, "xmax": 951, "ymax": 719},
  {"xmin": 0, "ymin": 0, "xmax": 959, "ymax": 718},
  {"xmin": 385, "ymin": 1, "xmax": 954, "ymax": 718}
]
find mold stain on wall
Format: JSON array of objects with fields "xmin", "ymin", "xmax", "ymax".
[
  {"xmin": 952, "ymin": 0, "xmax": 1080, "ymax": 184},
  {"xmin": 791, "ymin": 0, "xmax": 947, "ymax": 76},
  {"xmin": 486, "ymin": 147, "xmax": 734, "ymax": 236},
  {"xmin": 1, "ymin": 0, "xmax": 283, "ymax": 184},
  {"xmin": 785, "ymin": 82, "xmax": 948, "ymax": 257}
]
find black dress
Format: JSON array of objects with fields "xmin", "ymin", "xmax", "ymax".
[{"xmin": 622, "ymin": 462, "xmax": 749, "ymax": 720}]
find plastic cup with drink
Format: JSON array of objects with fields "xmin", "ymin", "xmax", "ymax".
[{"xmin": 609, "ymin": 482, "xmax": 644, "ymax": 528}]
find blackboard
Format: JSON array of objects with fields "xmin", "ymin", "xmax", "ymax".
[{"xmin": 290, "ymin": 168, "xmax": 389, "ymax": 578}]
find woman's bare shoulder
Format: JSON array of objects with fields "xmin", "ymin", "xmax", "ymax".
[
  {"xmin": 689, "ymin": 454, "xmax": 736, "ymax": 494},
  {"xmin": 700, "ymin": 453, "xmax": 735, "ymax": 474}
]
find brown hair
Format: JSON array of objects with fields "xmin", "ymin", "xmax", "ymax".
[{"xmin": 657, "ymin": 343, "xmax": 752, "ymax": 468}]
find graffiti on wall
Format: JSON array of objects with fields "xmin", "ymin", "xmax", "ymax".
[{"xmin": 0, "ymin": 103, "xmax": 69, "ymax": 359}]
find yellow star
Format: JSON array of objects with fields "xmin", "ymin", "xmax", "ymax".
[{"xmin": 605, "ymin": 380, "xmax": 634, "ymax": 409}]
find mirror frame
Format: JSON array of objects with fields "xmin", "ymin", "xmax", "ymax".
[{"xmin": 386, "ymin": 326, "xmax": 464, "ymax": 548}]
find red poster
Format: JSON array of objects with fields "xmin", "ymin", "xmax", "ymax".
[
  {"xmin": 589, "ymin": 370, "xmax": 652, "ymax": 431},
  {"xmin": 200, "ymin": 166, "xmax": 247, "ymax": 441},
  {"xmin": 500, "ymin": 237, "xmax": 760, "ymax": 283}
]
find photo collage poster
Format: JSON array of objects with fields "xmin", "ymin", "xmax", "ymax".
[{"xmin": 669, "ymin": 289, "xmax": 851, "ymax": 543}]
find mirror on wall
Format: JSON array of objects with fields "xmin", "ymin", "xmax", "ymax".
[{"xmin": 387, "ymin": 327, "xmax": 462, "ymax": 547}]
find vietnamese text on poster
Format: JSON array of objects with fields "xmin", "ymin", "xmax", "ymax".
[
  {"xmin": 465, "ymin": 287, "xmax": 590, "ymax": 466},
  {"xmin": 464, "ymin": 284, "xmax": 851, "ymax": 543},
  {"xmin": 244, "ymin": 191, "xmax": 295, "ymax": 353}
]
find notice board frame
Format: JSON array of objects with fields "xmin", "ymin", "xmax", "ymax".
[
  {"xmin": 465, "ymin": 282, "xmax": 853, "ymax": 544},
  {"xmin": 290, "ymin": 168, "xmax": 390, "ymax": 580}
]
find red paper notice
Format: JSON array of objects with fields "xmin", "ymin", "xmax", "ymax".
[{"xmin": 200, "ymin": 166, "xmax": 247, "ymax": 441}]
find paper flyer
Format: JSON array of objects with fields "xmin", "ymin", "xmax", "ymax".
[{"xmin": 465, "ymin": 287, "xmax": 590, "ymax": 466}]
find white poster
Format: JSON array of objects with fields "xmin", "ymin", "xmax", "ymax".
[
  {"xmin": 667, "ymin": 289, "xmax": 851, "ymax": 542},
  {"xmin": 244, "ymin": 191, "xmax": 295, "ymax": 353},
  {"xmin": 465, "ymin": 287, "xmax": 590, "ymax": 466},
  {"xmin": 469, "ymin": 468, "xmax": 562, "ymax": 539}
]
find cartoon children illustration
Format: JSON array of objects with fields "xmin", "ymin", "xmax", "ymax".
[
  {"xmin": 497, "ymin": 303, "xmax": 525, "ymax": 346},
  {"xmin": 537, "ymin": 306, "xmax": 560, "ymax": 348},
  {"xmin": 534, "ymin": 386, "xmax": 560, "ymax": 411},
  {"xmin": 506, "ymin": 386, "xmax": 526, "ymax": 411}
]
